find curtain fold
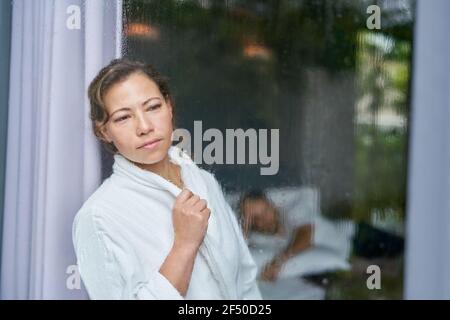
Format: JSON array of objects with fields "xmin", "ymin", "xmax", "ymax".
[{"xmin": 1, "ymin": 0, "xmax": 122, "ymax": 299}]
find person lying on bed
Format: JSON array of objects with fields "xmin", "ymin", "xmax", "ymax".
[
  {"xmin": 239, "ymin": 188, "xmax": 403, "ymax": 282},
  {"xmin": 238, "ymin": 189, "xmax": 348, "ymax": 281}
]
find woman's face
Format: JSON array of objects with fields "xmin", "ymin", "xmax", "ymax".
[{"xmin": 100, "ymin": 72, "xmax": 173, "ymax": 165}]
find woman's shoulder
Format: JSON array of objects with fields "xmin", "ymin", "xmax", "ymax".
[
  {"xmin": 80, "ymin": 167, "xmax": 144, "ymax": 209},
  {"xmin": 72, "ymin": 178, "xmax": 118, "ymax": 238},
  {"xmin": 73, "ymin": 200, "xmax": 106, "ymax": 238}
]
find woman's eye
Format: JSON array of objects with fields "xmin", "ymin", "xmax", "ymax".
[
  {"xmin": 114, "ymin": 115, "xmax": 129, "ymax": 123},
  {"xmin": 147, "ymin": 104, "xmax": 161, "ymax": 111}
]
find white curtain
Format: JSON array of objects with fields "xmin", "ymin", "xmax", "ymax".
[
  {"xmin": 405, "ymin": 0, "xmax": 450, "ymax": 299},
  {"xmin": 1, "ymin": 0, "xmax": 122, "ymax": 299}
]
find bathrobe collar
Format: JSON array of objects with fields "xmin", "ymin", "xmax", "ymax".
[{"xmin": 112, "ymin": 146, "xmax": 199, "ymax": 196}]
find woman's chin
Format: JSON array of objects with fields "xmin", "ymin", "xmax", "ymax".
[
  {"xmin": 118, "ymin": 142, "xmax": 171, "ymax": 167},
  {"xmin": 137, "ymin": 148, "xmax": 169, "ymax": 165}
]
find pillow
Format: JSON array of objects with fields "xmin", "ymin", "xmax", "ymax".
[
  {"xmin": 249, "ymin": 245, "xmax": 351, "ymax": 279},
  {"xmin": 280, "ymin": 247, "xmax": 351, "ymax": 278}
]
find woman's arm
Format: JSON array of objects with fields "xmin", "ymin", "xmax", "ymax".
[
  {"xmin": 159, "ymin": 188, "xmax": 211, "ymax": 297},
  {"xmin": 158, "ymin": 241, "xmax": 198, "ymax": 297},
  {"xmin": 73, "ymin": 189, "xmax": 210, "ymax": 300}
]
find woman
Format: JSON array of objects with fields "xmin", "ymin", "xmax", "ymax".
[{"xmin": 72, "ymin": 59, "xmax": 261, "ymax": 300}]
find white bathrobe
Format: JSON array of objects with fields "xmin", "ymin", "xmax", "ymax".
[{"xmin": 72, "ymin": 146, "xmax": 261, "ymax": 300}]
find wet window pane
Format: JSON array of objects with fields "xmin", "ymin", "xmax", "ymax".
[{"xmin": 123, "ymin": 0, "xmax": 414, "ymax": 299}]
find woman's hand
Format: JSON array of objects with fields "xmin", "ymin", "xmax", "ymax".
[{"xmin": 172, "ymin": 188, "xmax": 211, "ymax": 251}]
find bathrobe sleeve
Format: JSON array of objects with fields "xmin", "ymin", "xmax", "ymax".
[
  {"xmin": 72, "ymin": 206, "xmax": 183, "ymax": 300},
  {"xmin": 208, "ymin": 175, "xmax": 262, "ymax": 300}
]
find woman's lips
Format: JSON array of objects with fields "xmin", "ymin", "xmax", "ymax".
[{"xmin": 140, "ymin": 139, "xmax": 162, "ymax": 150}]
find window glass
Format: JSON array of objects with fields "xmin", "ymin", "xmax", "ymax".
[{"xmin": 123, "ymin": 0, "xmax": 414, "ymax": 299}]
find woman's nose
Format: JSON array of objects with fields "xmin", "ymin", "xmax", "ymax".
[{"xmin": 136, "ymin": 111, "xmax": 154, "ymax": 136}]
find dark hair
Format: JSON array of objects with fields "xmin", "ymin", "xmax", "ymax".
[
  {"xmin": 241, "ymin": 189, "xmax": 267, "ymax": 201},
  {"xmin": 88, "ymin": 58, "xmax": 174, "ymax": 153},
  {"xmin": 238, "ymin": 188, "xmax": 268, "ymax": 216}
]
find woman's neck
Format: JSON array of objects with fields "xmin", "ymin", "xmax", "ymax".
[
  {"xmin": 134, "ymin": 154, "xmax": 184, "ymax": 189},
  {"xmin": 134, "ymin": 154, "xmax": 171, "ymax": 176}
]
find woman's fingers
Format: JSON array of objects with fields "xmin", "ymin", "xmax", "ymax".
[
  {"xmin": 200, "ymin": 207, "xmax": 211, "ymax": 219},
  {"xmin": 176, "ymin": 189, "xmax": 210, "ymax": 217},
  {"xmin": 177, "ymin": 188, "xmax": 193, "ymax": 203},
  {"xmin": 186, "ymin": 194, "xmax": 200, "ymax": 206},
  {"xmin": 193, "ymin": 199, "xmax": 207, "ymax": 212}
]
